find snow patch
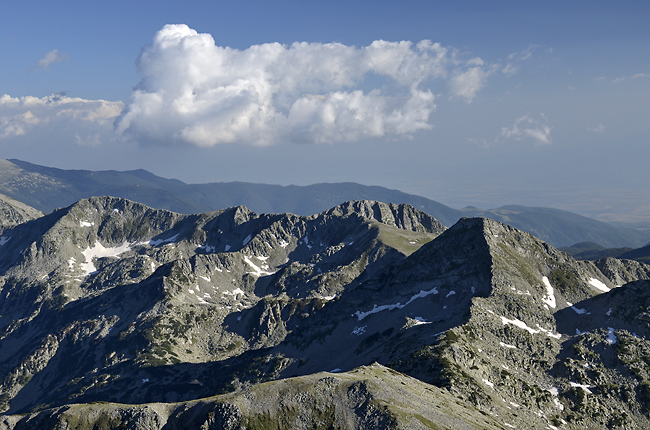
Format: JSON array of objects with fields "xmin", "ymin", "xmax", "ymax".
[
  {"xmin": 242, "ymin": 234, "xmax": 252, "ymax": 246},
  {"xmin": 541, "ymin": 277, "xmax": 556, "ymax": 308},
  {"xmin": 500, "ymin": 341, "xmax": 517, "ymax": 349},
  {"xmin": 482, "ymin": 379, "xmax": 494, "ymax": 388},
  {"xmin": 81, "ymin": 241, "xmax": 131, "ymax": 275},
  {"xmin": 200, "ymin": 276, "xmax": 210, "ymax": 282},
  {"xmin": 445, "ymin": 290, "xmax": 456, "ymax": 298},
  {"xmin": 80, "ymin": 221, "xmax": 94, "ymax": 227},
  {"xmin": 225, "ymin": 245, "xmax": 231, "ymax": 251},
  {"xmin": 149, "ymin": 234, "xmax": 179, "ymax": 246},
  {"xmin": 351, "ymin": 326, "xmax": 366, "ymax": 335},
  {"xmin": 354, "ymin": 287, "xmax": 439, "ymax": 321},
  {"xmin": 606, "ymin": 308, "xmax": 612, "ymax": 316},
  {"xmin": 279, "ymin": 240, "xmax": 289, "ymax": 248},
  {"xmin": 0, "ymin": 236, "xmax": 10, "ymax": 246},
  {"xmin": 223, "ymin": 288, "xmax": 245, "ymax": 298},
  {"xmin": 413, "ymin": 317, "xmax": 432, "ymax": 325},
  {"xmin": 500, "ymin": 316, "xmax": 561, "ymax": 339},
  {"xmin": 570, "ymin": 382, "xmax": 593, "ymax": 394},
  {"xmin": 589, "ymin": 278, "xmax": 610, "ymax": 293},
  {"xmin": 605, "ymin": 327, "xmax": 617, "ymax": 345},
  {"xmin": 243, "ymin": 255, "xmax": 276, "ymax": 277},
  {"xmin": 571, "ymin": 306, "xmax": 587, "ymax": 315}
]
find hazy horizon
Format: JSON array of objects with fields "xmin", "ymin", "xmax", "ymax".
[{"xmin": 1, "ymin": 1, "xmax": 648, "ymax": 223}]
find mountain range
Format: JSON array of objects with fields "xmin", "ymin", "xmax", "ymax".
[
  {"xmin": 0, "ymin": 159, "xmax": 647, "ymax": 249},
  {"xmin": 0, "ymin": 196, "xmax": 650, "ymax": 428}
]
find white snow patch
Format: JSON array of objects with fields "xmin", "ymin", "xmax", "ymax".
[
  {"xmin": 200, "ymin": 276, "xmax": 210, "ymax": 282},
  {"xmin": 243, "ymin": 255, "xmax": 276, "ymax": 277},
  {"xmin": 589, "ymin": 278, "xmax": 610, "ymax": 292},
  {"xmin": 548, "ymin": 425, "xmax": 559, "ymax": 430},
  {"xmin": 413, "ymin": 317, "xmax": 432, "ymax": 325},
  {"xmin": 149, "ymin": 234, "xmax": 179, "ymax": 246},
  {"xmin": 351, "ymin": 326, "xmax": 366, "ymax": 335},
  {"xmin": 606, "ymin": 308, "xmax": 612, "ymax": 316},
  {"xmin": 571, "ymin": 306, "xmax": 587, "ymax": 315},
  {"xmin": 113, "ymin": 208, "xmax": 120, "ymax": 213},
  {"xmin": 500, "ymin": 341, "xmax": 517, "ymax": 349},
  {"xmin": 500, "ymin": 316, "xmax": 561, "ymax": 339},
  {"xmin": 570, "ymin": 382, "xmax": 593, "ymax": 394},
  {"xmin": 605, "ymin": 327, "xmax": 617, "ymax": 345},
  {"xmin": 541, "ymin": 277, "xmax": 556, "ymax": 308},
  {"xmin": 482, "ymin": 379, "xmax": 494, "ymax": 388},
  {"xmin": 80, "ymin": 241, "xmax": 131, "ymax": 275},
  {"xmin": 242, "ymin": 234, "xmax": 252, "ymax": 246},
  {"xmin": 348, "ymin": 241, "xmax": 354, "ymax": 245},
  {"xmin": 279, "ymin": 240, "xmax": 289, "ymax": 248},
  {"xmin": 509, "ymin": 402, "xmax": 520, "ymax": 407},
  {"xmin": 576, "ymin": 328, "xmax": 589, "ymax": 335},
  {"xmin": 504, "ymin": 424, "xmax": 515, "ymax": 429},
  {"xmin": 318, "ymin": 295, "xmax": 336, "ymax": 301},
  {"xmin": 330, "ymin": 368, "xmax": 341, "ymax": 373},
  {"xmin": 223, "ymin": 288, "xmax": 245, "ymax": 298},
  {"xmin": 446, "ymin": 290, "xmax": 456, "ymax": 298},
  {"xmin": 225, "ymin": 244, "xmax": 231, "ymax": 251},
  {"xmin": 68, "ymin": 257, "xmax": 76, "ymax": 269},
  {"xmin": 80, "ymin": 221, "xmax": 94, "ymax": 227},
  {"xmin": 0, "ymin": 236, "xmax": 10, "ymax": 246},
  {"xmin": 354, "ymin": 287, "xmax": 438, "ymax": 321},
  {"xmin": 255, "ymin": 255, "xmax": 269, "ymax": 261}
]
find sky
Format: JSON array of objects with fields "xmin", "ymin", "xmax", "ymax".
[{"xmin": 1, "ymin": 1, "xmax": 649, "ymax": 224}]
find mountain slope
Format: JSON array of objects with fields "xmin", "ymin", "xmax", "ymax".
[
  {"xmin": 0, "ymin": 194, "xmax": 42, "ymax": 233},
  {"xmin": 1, "ymin": 198, "xmax": 650, "ymax": 428}
]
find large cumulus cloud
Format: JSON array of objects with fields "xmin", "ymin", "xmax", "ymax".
[{"xmin": 116, "ymin": 24, "xmax": 483, "ymax": 146}]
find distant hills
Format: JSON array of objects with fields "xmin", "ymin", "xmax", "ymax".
[{"xmin": 0, "ymin": 158, "xmax": 647, "ymax": 249}]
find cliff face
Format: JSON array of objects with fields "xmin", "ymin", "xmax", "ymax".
[{"xmin": 1, "ymin": 197, "xmax": 650, "ymax": 429}]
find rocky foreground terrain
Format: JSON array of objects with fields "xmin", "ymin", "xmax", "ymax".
[{"xmin": 0, "ymin": 197, "xmax": 650, "ymax": 429}]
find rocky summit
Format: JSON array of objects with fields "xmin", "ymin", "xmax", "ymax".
[{"xmin": 0, "ymin": 197, "xmax": 650, "ymax": 429}]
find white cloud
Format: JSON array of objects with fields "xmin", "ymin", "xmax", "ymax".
[
  {"xmin": 449, "ymin": 66, "xmax": 492, "ymax": 102},
  {"xmin": 613, "ymin": 72, "xmax": 650, "ymax": 83},
  {"xmin": 500, "ymin": 113, "xmax": 552, "ymax": 145},
  {"xmin": 32, "ymin": 49, "xmax": 68, "ymax": 71},
  {"xmin": 116, "ymin": 24, "xmax": 492, "ymax": 146},
  {"xmin": 0, "ymin": 93, "xmax": 123, "ymax": 141},
  {"xmin": 502, "ymin": 45, "xmax": 540, "ymax": 76},
  {"xmin": 588, "ymin": 123, "xmax": 605, "ymax": 133}
]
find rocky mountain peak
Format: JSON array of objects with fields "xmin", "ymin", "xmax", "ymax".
[{"xmin": 1, "ymin": 197, "xmax": 650, "ymax": 428}]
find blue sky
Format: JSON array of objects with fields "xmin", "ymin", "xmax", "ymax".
[{"xmin": 1, "ymin": 1, "xmax": 649, "ymax": 223}]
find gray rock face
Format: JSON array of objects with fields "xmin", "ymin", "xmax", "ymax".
[
  {"xmin": 0, "ymin": 193, "xmax": 42, "ymax": 234},
  {"xmin": 0, "ymin": 197, "xmax": 650, "ymax": 429}
]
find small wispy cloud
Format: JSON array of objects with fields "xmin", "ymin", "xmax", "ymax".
[
  {"xmin": 613, "ymin": 72, "xmax": 649, "ymax": 83},
  {"xmin": 502, "ymin": 45, "xmax": 541, "ymax": 76},
  {"xmin": 449, "ymin": 64, "xmax": 496, "ymax": 103},
  {"xmin": 468, "ymin": 113, "xmax": 552, "ymax": 148},
  {"xmin": 501, "ymin": 113, "xmax": 552, "ymax": 145},
  {"xmin": 31, "ymin": 49, "xmax": 68, "ymax": 72},
  {"xmin": 588, "ymin": 123, "xmax": 605, "ymax": 133}
]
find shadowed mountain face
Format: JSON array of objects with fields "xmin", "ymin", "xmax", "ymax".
[
  {"xmin": 1, "ymin": 158, "xmax": 648, "ymax": 248},
  {"xmin": 1, "ymin": 197, "xmax": 650, "ymax": 429}
]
